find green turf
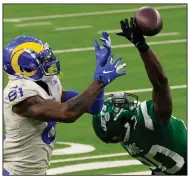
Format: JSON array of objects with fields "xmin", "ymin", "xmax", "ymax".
[
  {"xmin": 67, "ymin": 165, "xmax": 149, "ymax": 175},
  {"xmin": 3, "ymin": 4, "xmax": 187, "ymax": 175}
]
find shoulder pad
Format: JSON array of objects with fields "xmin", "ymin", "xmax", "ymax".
[{"xmin": 4, "ymin": 79, "xmax": 38, "ymax": 105}]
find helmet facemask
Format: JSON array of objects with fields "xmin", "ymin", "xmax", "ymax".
[
  {"xmin": 109, "ymin": 92, "xmax": 139, "ymax": 111},
  {"xmin": 36, "ymin": 44, "xmax": 60, "ymax": 77}
]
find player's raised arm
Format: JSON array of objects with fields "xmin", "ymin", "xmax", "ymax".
[
  {"xmin": 61, "ymin": 32, "xmax": 113, "ymax": 115},
  {"xmin": 13, "ymin": 38, "xmax": 126, "ymax": 123},
  {"xmin": 116, "ymin": 17, "xmax": 172, "ymax": 124}
]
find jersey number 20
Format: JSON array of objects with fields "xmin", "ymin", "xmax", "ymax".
[{"xmin": 137, "ymin": 144, "xmax": 184, "ymax": 174}]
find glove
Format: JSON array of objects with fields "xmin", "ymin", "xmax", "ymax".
[
  {"xmin": 94, "ymin": 31, "xmax": 112, "ymax": 67},
  {"xmin": 116, "ymin": 17, "xmax": 149, "ymax": 53},
  {"xmin": 94, "ymin": 55, "xmax": 126, "ymax": 86}
]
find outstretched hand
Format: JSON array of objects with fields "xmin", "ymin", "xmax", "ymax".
[
  {"xmin": 93, "ymin": 32, "xmax": 126, "ymax": 86},
  {"xmin": 94, "ymin": 31, "xmax": 112, "ymax": 67},
  {"xmin": 94, "ymin": 54, "xmax": 126, "ymax": 86},
  {"xmin": 116, "ymin": 17, "xmax": 149, "ymax": 53}
]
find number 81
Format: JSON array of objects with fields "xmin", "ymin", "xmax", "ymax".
[{"xmin": 8, "ymin": 87, "xmax": 23, "ymax": 102}]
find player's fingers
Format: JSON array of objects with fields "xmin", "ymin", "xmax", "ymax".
[
  {"xmin": 120, "ymin": 20, "xmax": 125, "ymax": 31},
  {"xmin": 124, "ymin": 18, "xmax": 129, "ymax": 29},
  {"xmin": 116, "ymin": 63, "xmax": 127, "ymax": 71},
  {"xmin": 100, "ymin": 39, "xmax": 111, "ymax": 48},
  {"xmin": 102, "ymin": 31, "xmax": 109, "ymax": 40},
  {"xmin": 116, "ymin": 70, "xmax": 126, "ymax": 77},
  {"xmin": 100, "ymin": 38, "xmax": 109, "ymax": 45},
  {"xmin": 102, "ymin": 44, "xmax": 111, "ymax": 53},
  {"xmin": 107, "ymin": 55, "xmax": 114, "ymax": 64},
  {"xmin": 120, "ymin": 19, "xmax": 129, "ymax": 33},
  {"xmin": 106, "ymin": 54, "xmax": 114, "ymax": 61},
  {"xmin": 130, "ymin": 17, "xmax": 135, "ymax": 29},
  {"xmin": 94, "ymin": 40, "xmax": 100, "ymax": 51},
  {"xmin": 113, "ymin": 57, "xmax": 122, "ymax": 67},
  {"xmin": 131, "ymin": 17, "xmax": 136, "ymax": 28},
  {"xmin": 100, "ymin": 38, "xmax": 106, "ymax": 42}
]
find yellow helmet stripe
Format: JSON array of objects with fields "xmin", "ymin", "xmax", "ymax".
[{"xmin": 11, "ymin": 42, "xmax": 45, "ymax": 77}]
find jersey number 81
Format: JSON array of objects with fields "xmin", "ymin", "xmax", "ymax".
[{"xmin": 8, "ymin": 86, "xmax": 23, "ymax": 102}]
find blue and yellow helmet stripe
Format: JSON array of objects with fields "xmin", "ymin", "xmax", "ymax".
[
  {"xmin": 4, "ymin": 35, "xmax": 60, "ymax": 81},
  {"xmin": 11, "ymin": 42, "xmax": 45, "ymax": 77}
]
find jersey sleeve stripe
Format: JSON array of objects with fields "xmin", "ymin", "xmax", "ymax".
[{"xmin": 140, "ymin": 101, "xmax": 154, "ymax": 131}]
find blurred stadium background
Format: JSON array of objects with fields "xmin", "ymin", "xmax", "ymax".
[{"xmin": 3, "ymin": 4, "xmax": 187, "ymax": 175}]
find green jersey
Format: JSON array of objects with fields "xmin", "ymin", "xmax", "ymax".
[
  {"xmin": 93, "ymin": 99, "xmax": 187, "ymax": 175},
  {"xmin": 121, "ymin": 100, "xmax": 187, "ymax": 175}
]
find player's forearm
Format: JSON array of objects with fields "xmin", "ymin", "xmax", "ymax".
[
  {"xmin": 61, "ymin": 80, "xmax": 104, "ymax": 122},
  {"xmin": 139, "ymin": 48, "xmax": 169, "ymax": 88},
  {"xmin": 139, "ymin": 48, "xmax": 172, "ymax": 121},
  {"xmin": 61, "ymin": 88, "xmax": 104, "ymax": 114},
  {"xmin": 15, "ymin": 81, "xmax": 104, "ymax": 123},
  {"xmin": 87, "ymin": 88, "xmax": 104, "ymax": 114}
]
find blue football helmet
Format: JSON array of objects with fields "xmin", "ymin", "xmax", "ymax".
[{"xmin": 3, "ymin": 36, "xmax": 60, "ymax": 81}]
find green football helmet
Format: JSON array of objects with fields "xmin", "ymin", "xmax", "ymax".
[{"xmin": 92, "ymin": 92, "xmax": 139, "ymax": 143}]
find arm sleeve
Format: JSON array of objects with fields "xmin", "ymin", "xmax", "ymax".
[{"xmin": 62, "ymin": 88, "xmax": 104, "ymax": 115}]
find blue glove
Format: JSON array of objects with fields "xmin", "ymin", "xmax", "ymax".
[
  {"xmin": 94, "ymin": 54, "xmax": 126, "ymax": 86},
  {"xmin": 94, "ymin": 32, "xmax": 112, "ymax": 67}
]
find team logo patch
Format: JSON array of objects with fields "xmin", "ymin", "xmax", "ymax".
[{"xmin": 52, "ymin": 79, "xmax": 58, "ymax": 85}]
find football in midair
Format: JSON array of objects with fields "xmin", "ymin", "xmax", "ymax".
[{"xmin": 134, "ymin": 6, "xmax": 163, "ymax": 36}]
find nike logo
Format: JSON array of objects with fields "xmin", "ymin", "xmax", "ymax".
[{"xmin": 103, "ymin": 70, "xmax": 114, "ymax": 74}]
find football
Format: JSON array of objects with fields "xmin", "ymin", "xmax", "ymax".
[{"xmin": 134, "ymin": 6, "xmax": 163, "ymax": 36}]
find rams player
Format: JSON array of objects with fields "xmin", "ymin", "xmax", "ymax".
[
  {"xmin": 3, "ymin": 32, "xmax": 126, "ymax": 175},
  {"xmin": 92, "ymin": 18, "xmax": 187, "ymax": 175}
]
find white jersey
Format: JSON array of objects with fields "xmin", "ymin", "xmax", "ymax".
[{"xmin": 3, "ymin": 76, "xmax": 62, "ymax": 175}]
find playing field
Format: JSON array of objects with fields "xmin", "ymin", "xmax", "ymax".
[{"xmin": 3, "ymin": 4, "xmax": 187, "ymax": 175}]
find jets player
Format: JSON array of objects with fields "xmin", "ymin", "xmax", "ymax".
[
  {"xmin": 3, "ymin": 32, "xmax": 126, "ymax": 175},
  {"xmin": 92, "ymin": 18, "xmax": 187, "ymax": 175}
]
